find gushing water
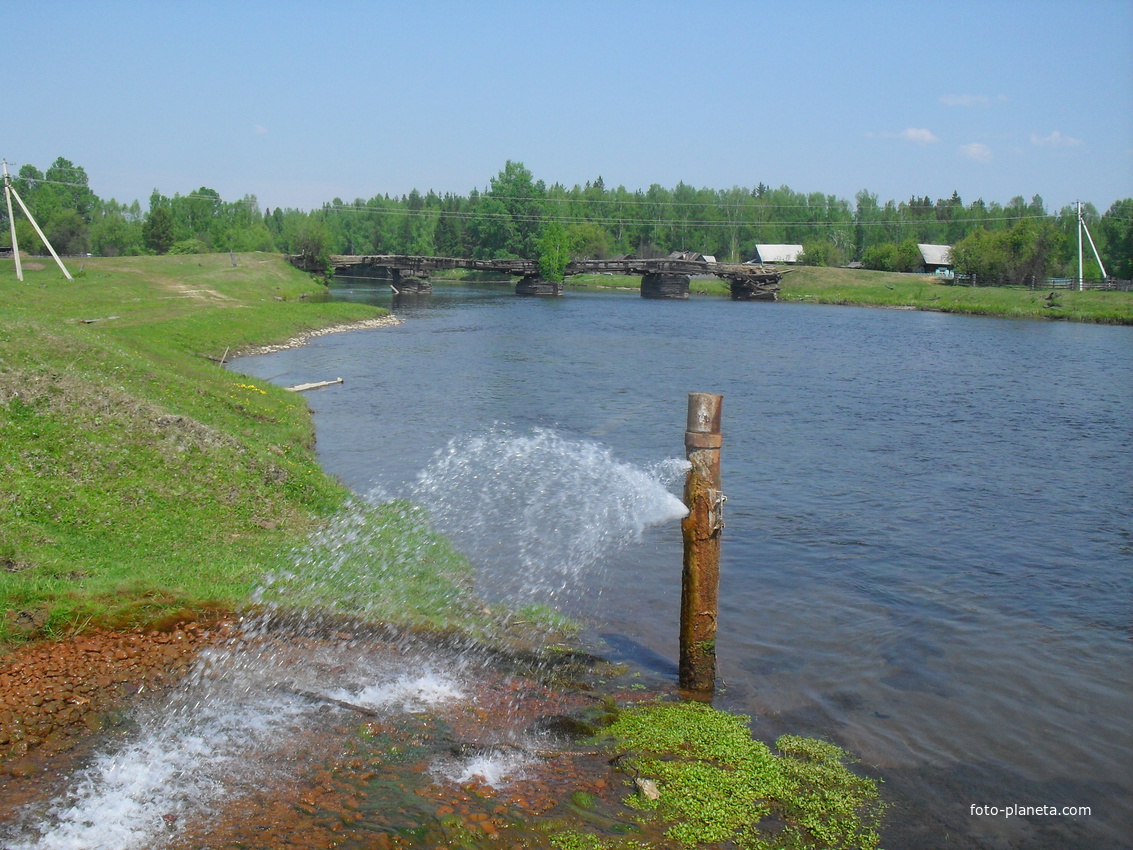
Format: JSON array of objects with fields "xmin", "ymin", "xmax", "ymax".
[
  {"xmin": 433, "ymin": 749, "xmax": 532, "ymax": 788},
  {"xmin": 5, "ymin": 428, "xmax": 687, "ymax": 848},
  {"xmin": 327, "ymin": 668, "xmax": 466, "ymax": 713},
  {"xmin": 414, "ymin": 427, "xmax": 689, "ymax": 602}
]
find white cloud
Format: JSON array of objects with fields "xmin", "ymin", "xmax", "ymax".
[
  {"xmin": 1031, "ymin": 130, "xmax": 1082, "ymax": 147},
  {"xmin": 254, "ymin": 124, "xmax": 269, "ymax": 135},
  {"xmin": 900, "ymin": 127, "xmax": 939, "ymax": 144},
  {"xmin": 959, "ymin": 143, "xmax": 993, "ymax": 162}
]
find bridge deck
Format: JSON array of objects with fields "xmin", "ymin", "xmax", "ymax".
[
  {"xmin": 305, "ymin": 253, "xmax": 778, "ymax": 282},
  {"xmin": 289, "ymin": 253, "xmax": 781, "ymax": 299}
]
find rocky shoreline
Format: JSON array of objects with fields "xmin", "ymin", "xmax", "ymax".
[{"xmin": 237, "ymin": 314, "xmax": 402, "ymax": 357}]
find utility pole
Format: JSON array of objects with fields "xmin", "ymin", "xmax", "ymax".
[
  {"xmin": 3, "ymin": 162, "xmax": 20, "ymax": 281},
  {"xmin": 2, "ymin": 160, "xmax": 73, "ymax": 282},
  {"xmin": 1076, "ymin": 201, "xmax": 1107, "ymax": 292}
]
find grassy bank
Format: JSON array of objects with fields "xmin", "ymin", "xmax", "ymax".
[
  {"xmin": 563, "ymin": 266, "xmax": 1133, "ymax": 323},
  {"xmin": 0, "ymin": 253, "xmax": 384, "ymax": 642},
  {"xmin": 2, "ymin": 254, "xmax": 887, "ymax": 847}
]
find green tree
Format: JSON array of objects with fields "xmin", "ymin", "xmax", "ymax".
[
  {"xmin": 537, "ymin": 221, "xmax": 571, "ymax": 282},
  {"xmin": 1099, "ymin": 199, "xmax": 1133, "ymax": 279},
  {"xmin": 7, "ymin": 158, "xmax": 95, "ymax": 253},
  {"xmin": 565, "ymin": 220, "xmax": 612, "ymax": 259},
  {"xmin": 486, "ymin": 160, "xmax": 544, "ymax": 257},
  {"xmin": 468, "ymin": 196, "xmax": 517, "ymax": 259},
  {"xmin": 798, "ymin": 239, "xmax": 839, "ymax": 267},
  {"xmin": 44, "ymin": 158, "xmax": 96, "ymax": 223},
  {"xmin": 434, "ymin": 208, "xmax": 464, "ymax": 257},
  {"xmin": 951, "ymin": 218, "xmax": 1063, "ymax": 285},
  {"xmin": 90, "ymin": 201, "xmax": 144, "ymax": 256},
  {"xmin": 862, "ymin": 242, "xmax": 897, "ymax": 271},
  {"xmin": 46, "ymin": 209, "xmax": 90, "ymax": 255},
  {"xmin": 896, "ymin": 238, "xmax": 922, "ymax": 272},
  {"xmin": 285, "ymin": 215, "xmax": 332, "ymax": 272},
  {"xmin": 142, "ymin": 206, "xmax": 175, "ymax": 254}
]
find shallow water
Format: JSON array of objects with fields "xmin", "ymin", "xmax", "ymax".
[{"xmin": 231, "ymin": 284, "xmax": 1133, "ymax": 848}]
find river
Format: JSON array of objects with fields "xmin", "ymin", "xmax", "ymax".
[{"xmin": 231, "ymin": 283, "xmax": 1132, "ymax": 849}]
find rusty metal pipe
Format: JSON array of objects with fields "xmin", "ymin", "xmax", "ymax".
[{"xmin": 680, "ymin": 392, "xmax": 723, "ymax": 692}]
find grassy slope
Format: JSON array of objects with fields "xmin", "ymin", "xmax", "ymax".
[
  {"xmin": 564, "ymin": 266, "xmax": 1133, "ymax": 323},
  {"xmin": 776, "ymin": 266, "xmax": 1133, "ymax": 323},
  {"xmin": 0, "ymin": 253, "xmax": 383, "ymax": 641}
]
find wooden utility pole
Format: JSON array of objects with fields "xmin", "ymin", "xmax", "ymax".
[
  {"xmin": 680, "ymin": 392, "xmax": 724, "ymax": 692},
  {"xmin": 2, "ymin": 160, "xmax": 73, "ymax": 282}
]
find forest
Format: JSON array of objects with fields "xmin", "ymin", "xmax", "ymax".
[{"xmin": 4, "ymin": 157, "xmax": 1131, "ymax": 283}]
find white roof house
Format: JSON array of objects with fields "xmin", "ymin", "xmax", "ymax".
[
  {"xmin": 750, "ymin": 244, "xmax": 804, "ymax": 264},
  {"xmin": 917, "ymin": 244, "xmax": 953, "ymax": 269}
]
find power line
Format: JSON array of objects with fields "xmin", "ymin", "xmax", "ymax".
[{"xmin": 309, "ymin": 201, "xmax": 1065, "ymax": 229}]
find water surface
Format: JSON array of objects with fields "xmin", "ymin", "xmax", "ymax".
[{"xmin": 232, "ymin": 284, "xmax": 1132, "ymax": 848}]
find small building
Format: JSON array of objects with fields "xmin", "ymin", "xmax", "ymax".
[
  {"xmin": 749, "ymin": 244, "xmax": 804, "ymax": 264},
  {"xmin": 918, "ymin": 244, "xmax": 953, "ymax": 276},
  {"xmin": 667, "ymin": 250, "xmax": 716, "ymax": 263}
]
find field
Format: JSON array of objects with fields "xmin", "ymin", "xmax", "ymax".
[{"xmin": 0, "ymin": 253, "xmax": 382, "ymax": 642}]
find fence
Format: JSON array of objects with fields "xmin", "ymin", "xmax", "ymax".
[{"xmin": 952, "ymin": 274, "xmax": 1132, "ymax": 292}]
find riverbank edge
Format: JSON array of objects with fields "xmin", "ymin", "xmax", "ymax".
[
  {"xmin": 0, "ymin": 254, "xmax": 390, "ymax": 644},
  {"xmin": 235, "ymin": 313, "xmax": 403, "ymax": 356},
  {"xmin": 2, "ymin": 256, "xmax": 887, "ymax": 849},
  {"xmin": 418, "ymin": 268, "xmax": 1133, "ymax": 325}
]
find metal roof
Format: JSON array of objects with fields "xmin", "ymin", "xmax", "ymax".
[
  {"xmin": 752, "ymin": 244, "xmax": 804, "ymax": 263},
  {"xmin": 917, "ymin": 244, "xmax": 953, "ymax": 266}
]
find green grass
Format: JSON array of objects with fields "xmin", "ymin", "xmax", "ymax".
[
  {"xmin": 779, "ymin": 266, "xmax": 1133, "ymax": 323},
  {"xmin": 545, "ymin": 700, "xmax": 884, "ymax": 850},
  {"xmin": 252, "ymin": 499, "xmax": 483, "ymax": 634},
  {"xmin": 562, "ymin": 266, "xmax": 1133, "ymax": 323},
  {"xmin": 0, "ymin": 253, "xmax": 384, "ymax": 642}
]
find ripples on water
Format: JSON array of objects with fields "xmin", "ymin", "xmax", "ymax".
[{"xmin": 229, "ymin": 285, "xmax": 1132, "ymax": 848}]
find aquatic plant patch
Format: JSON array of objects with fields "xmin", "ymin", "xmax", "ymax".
[{"xmin": 595, "ymin": 700, "xmax": 884, "ymax": 849}]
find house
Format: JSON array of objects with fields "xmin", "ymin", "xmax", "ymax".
[
  {"xmin": 749, "ymin": 244, "xmax": 804, "ymax": 264},
  {"xmin": 667, "ymin": 250, "xmax": 716, "ymax": 263},
  {"xmin": 918, "ymin": 244, "xmax": 953, "ymax": 276}
]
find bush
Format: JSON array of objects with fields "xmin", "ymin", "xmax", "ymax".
[{"xmin": 169, "ymin": 238, "xmax": 210, "ymax": 255}]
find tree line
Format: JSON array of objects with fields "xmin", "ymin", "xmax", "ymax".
[{"xmin": 4, "ymin": 157, "xmax": 1131, "ymax": 282}]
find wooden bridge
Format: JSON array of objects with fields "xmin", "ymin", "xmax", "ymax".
[{"xmin": 289, "ymin": 253, "xmax": 782, "ymax": 300}]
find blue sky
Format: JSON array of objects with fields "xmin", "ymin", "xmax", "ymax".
[{"xmin": 6, "ymin": 0, "xmax": 1131, "ymax": 214}]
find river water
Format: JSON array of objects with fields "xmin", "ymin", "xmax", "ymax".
[{"xmin": 231, "ymin": 284, "xmax": 1132, "ymax": 849}]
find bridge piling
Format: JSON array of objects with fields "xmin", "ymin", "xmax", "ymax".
[
  {"xmin": 515, "ymin": 275, "xmax": 563, "ymax": 296},
  {"xmin": 680, "ymin": 392, "xmax": 724, "ymax": 693},
  {"xmin": 390, "ymin": 268, "xmax": 432, "ymax": 294},
  {"xmin": 641, "ymin": 273, "xmax": 691, "ymax": 299}
]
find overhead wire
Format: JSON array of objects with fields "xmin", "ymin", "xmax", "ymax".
[{"xmin": 6, "ymin": 161, "xmax": 1122, "ymax": 228}]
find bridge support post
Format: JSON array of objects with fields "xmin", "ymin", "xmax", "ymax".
[
  {"xmin": 515, "ymin": 275, "xmax": 563, "ymax": 296},
  {"xmin": 390, "ymin": 269, "xmax": 433, "ymax": 294},
  {"xmin": 680, "ymin": 392, "xmax": 723, "ymax": 693},
  {"xmin": 641, "ymin": 273, "xmax": 690, "ymax": 299}
]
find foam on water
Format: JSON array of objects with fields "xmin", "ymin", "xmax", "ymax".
[
  {"xmin": 8, "ymin": 657, "xmax": 312, "ymax": 850},
  {"xmin": 433, "ymin": 748, "xmax": 532, "ymax": 788},
  {"xmin": 327, "ymin": 668, "xmax": 466, "ymax": 712},
  {"xmin": 413, "ymin": 427, "xmax": 689, "ymax": 600}
]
